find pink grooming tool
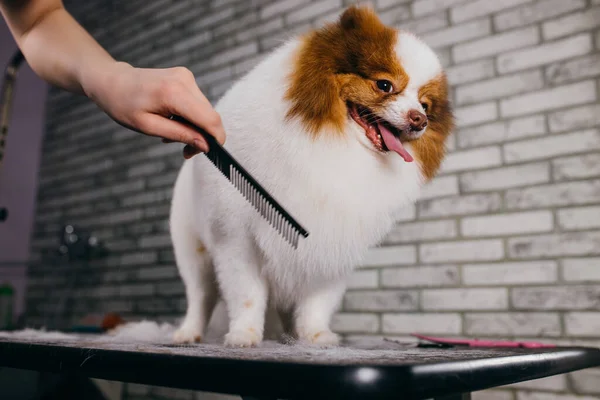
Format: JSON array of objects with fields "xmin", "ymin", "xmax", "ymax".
[{"xmin": 411, "ymin": 334, "xmax": 556, "ymax": 348}]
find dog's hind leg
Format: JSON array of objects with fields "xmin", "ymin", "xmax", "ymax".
[{"xmin": 170, "ymin": 163, "xmax": 219, "ymax": 344}]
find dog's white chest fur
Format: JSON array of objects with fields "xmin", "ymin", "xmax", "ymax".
[{"xmin": 169, "ymin": 39, "xmax": 424, "ymax": 347}]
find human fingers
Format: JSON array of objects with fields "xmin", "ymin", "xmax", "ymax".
[
  {"xmin": 136, "ymin": 112, "xmax": 209, "ymax": 156},
  {"xmin": 162, "ymin": 67, "xmax": 227, "ymax": 145}
]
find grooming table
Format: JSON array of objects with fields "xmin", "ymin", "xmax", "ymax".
[{"xmin": 1, "ymin": 335, "xmax": 599, "ymax": 400}]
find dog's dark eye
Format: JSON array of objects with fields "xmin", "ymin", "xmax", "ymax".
[
  {"xmin": 376, "ymin": 80, "xmax": 393, "ymax": 93},
  {"xmin": 421, "ymin": 103, "xmax": 429, "ymax": 112}
]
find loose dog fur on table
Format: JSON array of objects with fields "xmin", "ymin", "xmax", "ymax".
[{"xmin": 169, "ymin": 5, "xmax": 455, "ymax": 347}]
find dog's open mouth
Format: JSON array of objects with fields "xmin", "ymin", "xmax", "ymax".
[{"xmin": 348, "ymin": 102, "xmax": 413, "ymax": 162}]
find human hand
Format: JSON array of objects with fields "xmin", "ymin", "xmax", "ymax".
[{"xmin": 83, "ymin": 62, "xmax": 225, "ymax": 159}]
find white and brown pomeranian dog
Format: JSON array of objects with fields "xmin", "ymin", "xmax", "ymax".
[{"xmin": 170, "ymin": 5, "xmax": 454, "ymax": 347}]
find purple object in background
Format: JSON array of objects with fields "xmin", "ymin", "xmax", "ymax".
[{"xmin": 0, "ymin": 19, "xmax": 48, "ymax": 321}]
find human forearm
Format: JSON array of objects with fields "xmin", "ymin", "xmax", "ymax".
[
  {"xmin": 0, "ymin": 0, "xmax": 118, "ymax": 97},
  {"xmin": 1, "ymin": 0, "xmax": 227, "ymax": 155}
]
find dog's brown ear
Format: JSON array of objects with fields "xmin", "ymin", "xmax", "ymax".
[{"xmin": 340, "ymin": 5, "xmax": 382, "ymax": 31}]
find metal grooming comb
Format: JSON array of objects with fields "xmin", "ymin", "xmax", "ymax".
[{"xmin": 170, "ymin": 115, "xmax": 309, "ymax": 249}]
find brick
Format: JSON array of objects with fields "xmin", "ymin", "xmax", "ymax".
[
  {"xmin": 331, "ymin": 313, "xmax": 379, "ymax": 333},
  {"xmin": 460, "ymin": 163, "xmax": 550, "ymax": 192},
  {"xmin": 419, "ymin": 175, "xmax": 459, "ymax": 200},
  {"xmin": 462, "ymin": 211, "xmax": 553, "ymax": 237},
  {"xmin": 452, "ymin": 26, "xmax": 539, "ymax": 63},
  {"xmin": 174, "ymin": 32, "xmax": 212, "ymax": 54},
  {"xmin": 233, "ymin": 54, "xmax": 267, "ymax": 76},
  {"xmin": 377, "ymin": 0, "xmax": 411, "ymax": 9},
  {"xmin": 261, "ymin": 0, "xmax": 311, "ymax": 19},
  {"xmin": 548, "ymin": 104, "xmax": 600, "ymax": 133},
  {"xmin": 543, "ymin": 7, "xmax": 600, "ymax": 39},
  {"xmin": 119, "ymin": 251, "xmax": 158, "ymax": 267},
  {"xmin": 344, "ymin": 290, "xmax": 417, "ymax": 311},
  {"xmin": 497, "ymin": 33, "xmax": 593, "ymax": 74},
  {"xmin": 421, "ymin": 18, "xmax": 491, "ymax": 49},
  {"xmin": 196, "ymin": 67, "xmax": 233, "ymax": 88},
  {"xmin": 457, "ymin": 115, "xmax": 546, "ymax": 148},
  {"xmin": 286, "ymin": 0, "xmax": 342, "ymax": 24},
  {"xmin": 236, "ymin": 18, "xmax": 283, "ymax": 43},
  {"xmin": 420, "ymin": 239, "xmax": 504, "ymax": 263},
  {"xmin": 378, "ymin": 4, "xmax": 411, "ymax": 26},
  {"xmin": 381, "ymin": 265, "xmax": 459, "ymax": 287},
  {"xmin": 500, "ymin": 81, "xmax": 597, "ymax": 118},
  {"xmin": 422, "ymin": 288, "xmax": 508, "ymax": 310},
  {"xmin": 151, "ymin": 387, "xmax": 194, "ymax": 400},
  {"xmin": 509, "ymin": 232, "xmax": 600, "ymax": 259},
  {"xmin": 397, "ymin": 12, "xmax": 449, "ymax": 35},
  {"xmin": 139, "ymin": 234, "xmax": 171, "ymax": 249},
  {"xmin": 563, "ymin": 258, "xmax": 600, "ymax": 282},
  {"xmin": 494, "ymin": 0, "xmax": 586, "ymax": 31},
  {"xmin": 546, "ymin": 54, "xmax": 600, "ymax": 85},
  {"xmin": 147, "ymin": 171, "xmax": 179, "ymax": 189},
  {"xmin": 382, "ymin": 313, "xmax": 462, "ymax": 334},
  {"xmin": 558, "ymin": 206, "xmax": 600, "ymax": 230},
  {"xmin": 126, "ymin": 383, "xmax": 150, "ymax": 396},
  {"xmin": 138, "ymin": 266, "xmax": 177, "ymax": 280},
  {"xmin": 513, "ymin": 285, "xmax": 600, "ymax": 310},
  {"xmin": 473, "ymin": 390, "xmax": 512, "ymax": 400},
  {"xmin": 455, "ymin": 70, "xmax": 544, "ymax": 105},
  {"xmin": 450, "ymin": 0, "xmax": 533, "ymax": 24},
  {"xmin": 314, "ymin": 9, "xmax": 344, "ymax": 26},
  {"xmin": 570, "ymin": 368, "xmax": 600, "ymax": 395},
  {"xmin": 412, "ymin": 0, "xmax": 468, "ymax": 17},
  {"xmin": 440, "ymin": 146, "xmax": 502, "ymax": 173},
  {"xmin": 361, "ymin": 245, "xmax": 417, "ymax": 267},
  {"xmin": 418, "ymin": 193, "xmax": 502, "ymax": 219},
  {"xmin": 436, "ymin": 48, "xmax": 451, "ymax": 67},
  {"xmin": 210, "ymin": 80, "xmax": 233, "ymax": 99},
  {"xmin": 391, "ymin": 204, "xmax": 417, "ymax": 222},
  {"xmin": 446, "ymin": 59, "xmax": 496, "ymax": 86},
  {"xmin": 454, "ymin": 101, "xmax": 498, "ymax": 128},
  {"xmin": 119, "ymin": 284, "xmax": 154, "ymax": 297},
  {"xmin": 157, "ymin": 281, "xmax": 185, "ymax": 296},
  {"xmin": 260, "ymin": 23, "xmax": 312, "ymax": 51},
  {"xmin": 465, "ymin": 313, "xmax": 561, "ymax": 336},
  {"xmin": 384, "ymin": 220, "xmax": 457, "ymax": 243},
  {"xmin": 565, "ymin": 312, "xmax": 600, "ymax": 337},
  {"xmin": 505, "ymin": 129, "xmax": 600, "ymax": 163},
  {"xmin": 127, "ymin": 161, "xmax": 166, "ymax": 178},
  {"xmin": 346, "ymin": 270, "xmax": 379, "ymax": 289},
  {"xmin": 463, "ymin": 261, "xmax": 558, "ymax": 285},
  {"xmin": 509, "ymin": 375, "xmax": 568, "ymax": 392},
  {"xmin": 505, "ymin": 180, "xmax": 600, "ymax": 210},
  {"xmin": 122, "ymin": 189, "xmax": 171, "ymax": 207},
  {"xmin": 210, "ymin": 42, "xmax": 258, "ymax": 67}
]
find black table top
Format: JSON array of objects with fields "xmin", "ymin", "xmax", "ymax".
[{"xmin": 1, "ymin": 333, "xmax": 599, "ymax": 399}]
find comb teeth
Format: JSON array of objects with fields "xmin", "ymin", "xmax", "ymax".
[
  {"xmin": 203, "ymin": 148, "xmax": 308, "ymax": 249},
  {"xmin": 168, "ymin": 114, "xmax": 308, "ymax": 249},
  {"xmin": 229, "ymin": 165, "xmax": 301, "ymax": 248}
]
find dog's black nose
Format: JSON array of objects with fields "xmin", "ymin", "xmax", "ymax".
[{"xmin": 408, "ymin": 109, "xmax": 427, "ymax": 131}]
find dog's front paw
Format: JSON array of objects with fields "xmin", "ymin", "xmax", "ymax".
[
  {"xmin": 173, "ymin": 325, "xmax": 202, "ymax": 344},
  {"xmin": 305, "ymin": 330, "xmax": 340, "ymax": 347},
  {"xmin": 224, "ymin": 328, "xmax": 262, "ymax": 348}
]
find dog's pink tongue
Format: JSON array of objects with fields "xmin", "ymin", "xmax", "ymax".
[{"xmin": 378, "ymin": 123, "xmax": 413, "ymax": 162}]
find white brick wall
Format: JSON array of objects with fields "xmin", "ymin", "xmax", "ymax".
[
  {"xmin": 463, "ymin": 261, "xmax": 558, "ymax": 285},
  {"xmin": 450, "ymin": 0, "xmax": 533, "ymax": 24},
  {"xmin": 452, "ymin": 26, "xmax": 539, "ymax": 63},
  {"xmin": 382, "ymin": 312, "xmax": 462, "ymax": 334}
]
